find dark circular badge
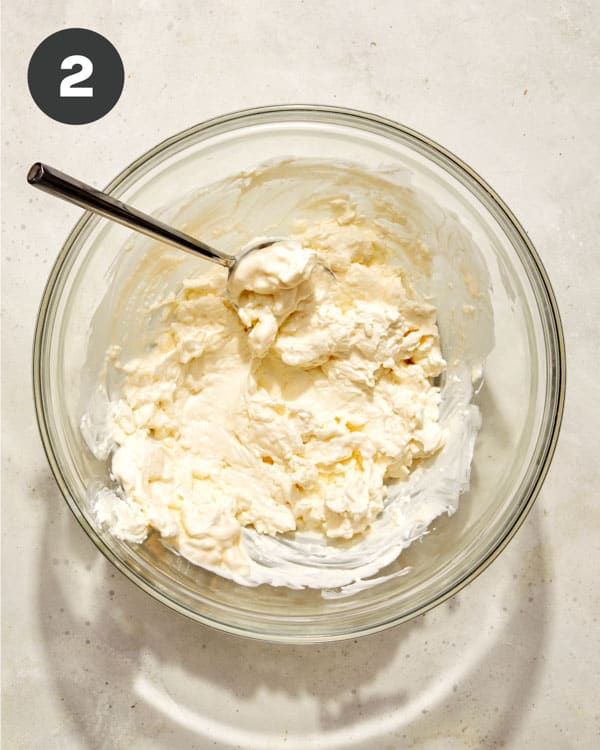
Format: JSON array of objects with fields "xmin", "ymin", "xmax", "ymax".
[{"xmin": 28, "ymin": 28, "xmax": 124, "ymax": 125}]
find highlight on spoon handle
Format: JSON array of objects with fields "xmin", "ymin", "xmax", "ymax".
[{"xmin": 27, "ymin": 162, "xmax": 235, "ymax": 267}]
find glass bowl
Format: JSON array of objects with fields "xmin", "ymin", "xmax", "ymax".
[{"xmin": 33, "ymin": 105, "xmax": 565, "ymax": 643}]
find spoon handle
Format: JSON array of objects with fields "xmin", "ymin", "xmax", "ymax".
[{"xmin": 27, "ymin": 162, "xmax": 235, "ymax": 268}]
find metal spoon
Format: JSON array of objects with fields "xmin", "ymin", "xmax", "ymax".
[{"xmin": 27, "ymin": 162, "xmax": 283, "ymax": 278}]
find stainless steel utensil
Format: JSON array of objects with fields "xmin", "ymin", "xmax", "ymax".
[{"xmin": 27, "ymin": 162, "xmax": 281, "ymax": 275}]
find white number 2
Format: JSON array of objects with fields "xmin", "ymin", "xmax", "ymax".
[{"xmin": 59, "ymin": 55, "xmax": 94, "ymax": 98}]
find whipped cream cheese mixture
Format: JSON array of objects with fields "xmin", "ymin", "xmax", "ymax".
[{"xmin": 87, "ymin": 158, "xmax": 491, "ymax": 593}]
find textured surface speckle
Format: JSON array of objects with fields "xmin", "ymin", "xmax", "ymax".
[{"xmin": 2, "ymin": 1, "xmax": 599, "ymax": 748}]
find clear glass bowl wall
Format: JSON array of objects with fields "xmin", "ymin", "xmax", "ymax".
[{"xmin": 34, "ymin": 107, "xmax": 564, "ymax": 642}]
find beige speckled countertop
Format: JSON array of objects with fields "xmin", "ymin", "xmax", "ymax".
[{"xmin": 2, "ymin": 1, "xmax": 599, "ymax": 748}]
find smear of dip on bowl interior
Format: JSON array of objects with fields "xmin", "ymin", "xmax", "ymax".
[{"xmin": 83, "ymin": 158, "xmax": 492, "ymax": 596}]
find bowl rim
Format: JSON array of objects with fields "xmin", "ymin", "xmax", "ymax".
[{"xmin": 32, "ymin": 104, "xmax": 566, "ymax": 643}]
